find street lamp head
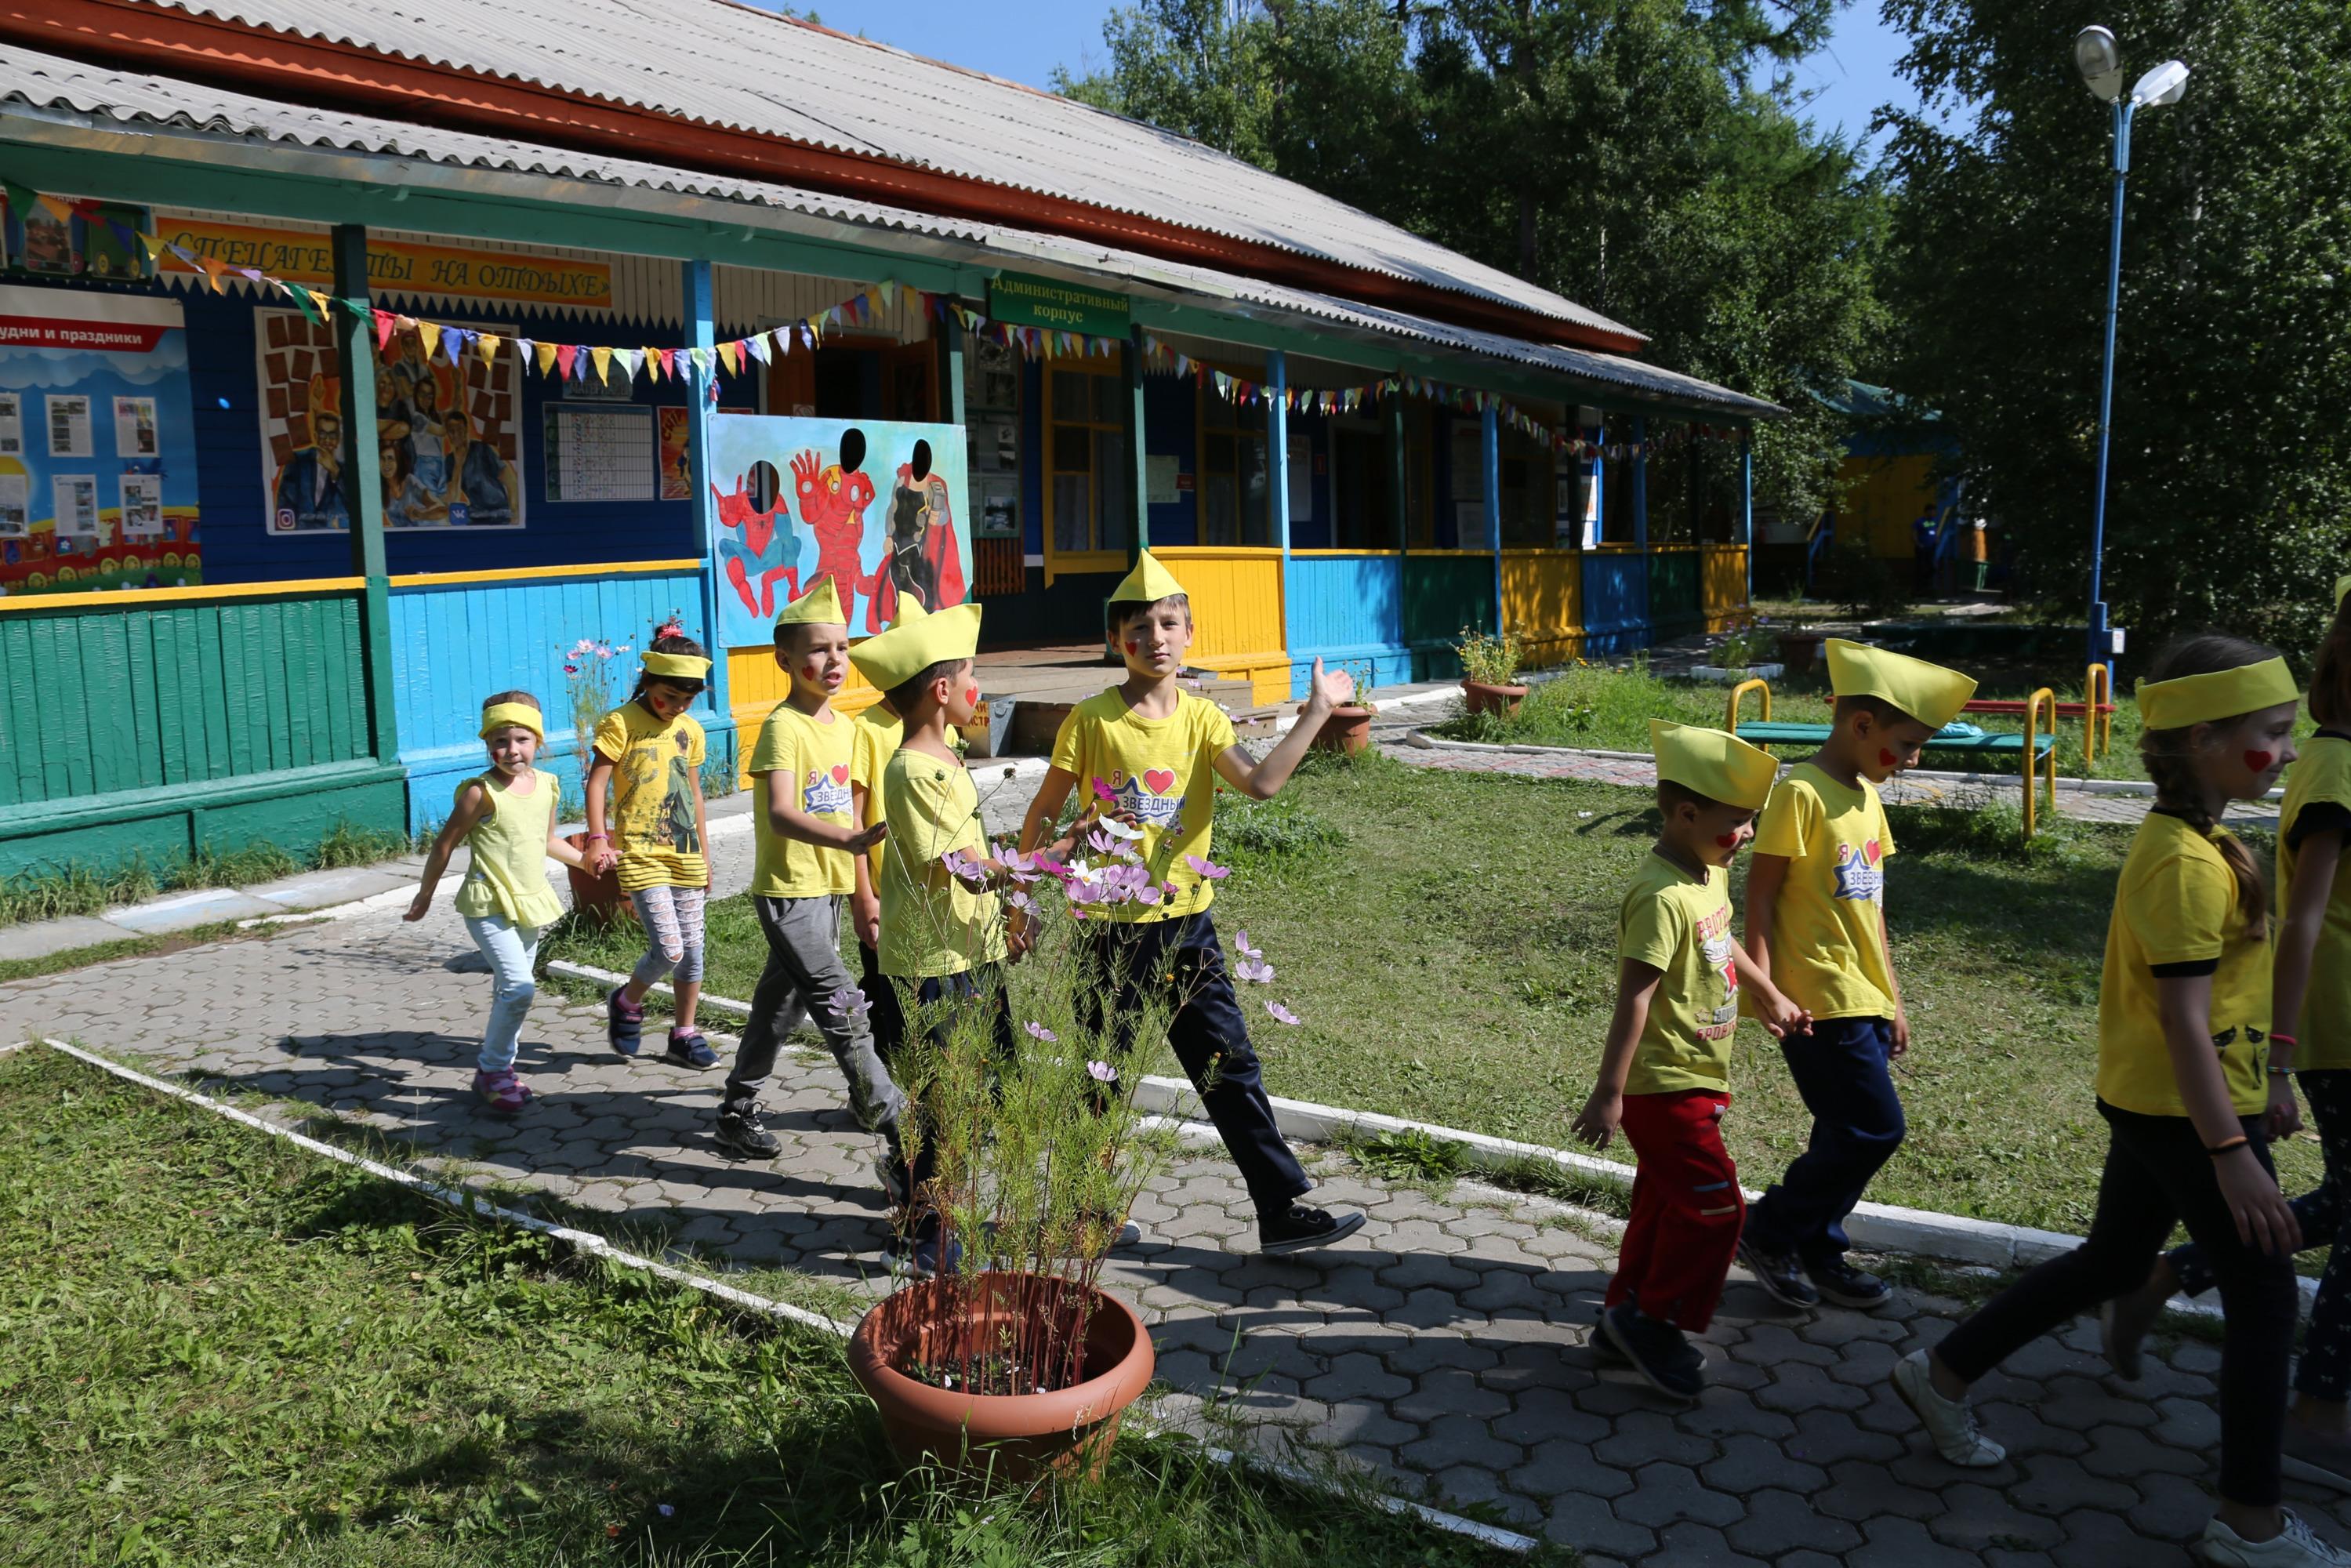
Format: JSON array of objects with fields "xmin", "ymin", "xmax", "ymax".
[
  {"xmin": 2131, "ymin": 60, "xmax": 2190, "ymax": 107},
  {"xmin": 2074, "ymin": 26, "xmax": 2124, "ymax": 101}
]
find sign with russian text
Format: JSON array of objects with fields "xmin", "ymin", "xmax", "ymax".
[
  {"xmin": 988, "ymin": 271, "xmax": 1129, "ymax": 337},
  {"xmin": 158, "ymin": 219, "xmax": 613, "ymax": 310}
]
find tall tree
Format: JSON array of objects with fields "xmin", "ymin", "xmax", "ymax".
[
  {"xmin": 1879, "ymin": 0, "xmax": 2351, "ymax": 652},
  {"xmin": 1058, "ymin": 0, "xmax": 1883, "ymax": 528}
]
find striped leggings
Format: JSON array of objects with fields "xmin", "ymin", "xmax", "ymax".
[{"xmin": 629, "ymin": 885, "xmax": 706, "ymax": 987}]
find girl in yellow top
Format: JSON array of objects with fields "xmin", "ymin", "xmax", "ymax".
[
  {"xmin": 1892, "ymin": 634, "xmax": 2335, "ymax": 1567},
  {"xmin": 405, "ymin": 691, "xmax": 586, "ymax": 1113},
  {"xmin": 2115, "ymin": 585, "xmax": 2351, "ymax": 1487},
  {"xmin": 586, "ymin": 632, "xmax": 714, "ymax": 1063}
]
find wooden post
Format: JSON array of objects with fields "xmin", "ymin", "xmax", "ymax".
[
  {"xmin": 1387, "ymin": 383, "xmax": 1409, "ymax": 553},
  {"xmin": 683, "ymin": 260, "xmax": 730, "ymax": 724},
  {"xmin": 944, "ymin": 311, "xmax": 968, "ymax": 427},
  {"xmin": 1740, "ymin": 430, "xmax": 1754, "ymax": 608},
  {"xmin": 1631, "ymin": 416, "xmax": 1649, "ymax": 551},
  {"xmin": 1125, "ymin": 325, "xmax": 1149, "ymax": 555},
  {"xmin": 1269, "ymin": 350, "xmax": 1293, "ymax": 687},
  {"xmin": 330, "ymin": 223, "xmax": 397, "ymax": 764},
  {"xmin": 1482, "ymin": 402, "xmax": 1501, "ymax": 632}
]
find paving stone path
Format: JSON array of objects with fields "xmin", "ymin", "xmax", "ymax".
[{"xmin": 9, "ymin": 884, "xmax": 2349, "ymax": 1564}]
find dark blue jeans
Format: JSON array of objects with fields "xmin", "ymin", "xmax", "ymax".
[
  {"xmin": 1743, "ymin": 1016, "xmax": 1905, "ymax": 1264},
  {"xmin": 869, "ymin": 960, "xmax": 1016, "ymax": 1203},
  {"xmin": 1078, "ymin": 911, "xmax": 1311, "ymax": 1217},
  {"xmin": 2171, "ymin": 1067, "xmax": 2351, "ymax": 1402}
]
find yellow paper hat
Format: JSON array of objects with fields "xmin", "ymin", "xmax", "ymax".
[
  {"xmin": 1108, "ymin": 549, "xmax": 1188, "ymax": 606},
  {"xmin": 889, "ymin": 595, "xmax": 931, "ymax": 629},
  {"xmin": 478, "ymin": 700, "xmax": 544, "ymax": 742},
  {"xmin": 775, "ymin": 575, "xmax": 847, "ymax": 628},
  {"xmin": 1650, "ymin": 720, "xmax": 1780, "ymax": 811},
  {"xmin": 2137, "ymin": 656, "xmax": 2299, "ymax": 731},
  {"xmin": 848, "ymin": 602, "xmax": 982, "ymax": 691},
  {"xmin": 2335, "ymin": 572, "xmax": 2350, "ymax": 608},
  {"xmin": 1823, "ymin": 637, "xmax": 1978, "ymax": 730}
]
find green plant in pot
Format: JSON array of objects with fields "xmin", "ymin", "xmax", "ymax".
[
  {"xmin": 1456, "ymin": 625, "xmax": 1528, "ymax": 717},
  {"xmin": 1297, "ymin": 659, "xmax": 1377, "ymax": 755}
]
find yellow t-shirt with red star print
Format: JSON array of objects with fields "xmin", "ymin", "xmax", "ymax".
[{"xmin": 1751, "ymin": 761, "xmax": 1897, "ymax": 1020}]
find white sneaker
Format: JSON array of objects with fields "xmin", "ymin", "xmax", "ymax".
[
  {"xmin": 1891, "ymin": 1349, "xmax": 2006, "ymax": 1467},
  {"xmin": 2201, "ymin": 1509, "xmax": 2351, "ymax": 1566}
]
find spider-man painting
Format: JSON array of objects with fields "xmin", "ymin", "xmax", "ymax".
[{"xmin": 713, "ymin": 467, "xmax": 800, "ymax": 619}]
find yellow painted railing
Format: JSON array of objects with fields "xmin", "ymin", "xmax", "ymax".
[
  {"xmin": 1701, "ymin": 544, "xmax": 1750, "ymax": 633},
  {"xmin": 2085, "ymin": 661, "xmax": 2114, "ymax": 766},
  {"xmin": 1726, "ymin": 677, "xmax": 1773, "ymax": 732},
  {"xmin": 0, "ymin": 575, "xmax": 364, "ymax": 612},
  {"xmin": 1498, "ymin": 547, "xmax": 1582, "ymax": 670},
  {"xmin": 389, "ymin": 558, "xmax": 700, "ymax": 588},
  {"xmin": 2023, "ymin": 688, "xmax": 2059, "ymax": 840},
  {"xmin": 1153, "ymin": 546, "xmax": 1290, "ymax": 703}
]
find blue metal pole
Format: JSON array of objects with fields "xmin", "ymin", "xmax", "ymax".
[
  {"xmin": 2087, "ymin": 99, "xmax": 2135, "ymax": 673},
  {"xmin": 1482, "ymin": 402, "xmax": 1502, "ymax": 631},
  {"xmin": 684, "ymin": 260, "xmax": 728, "ymax": 728}
]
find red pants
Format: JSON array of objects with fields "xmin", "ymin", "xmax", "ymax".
[{"xmin": 1604, "ymin": 1087, "xmax": 1743, "ymax": 1332}]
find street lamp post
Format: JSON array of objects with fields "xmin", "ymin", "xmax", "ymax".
[{"xmin": 2074, "ymin": 27, "xmax": 2188, "ymax": 674}]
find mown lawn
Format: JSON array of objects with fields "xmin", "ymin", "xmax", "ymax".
[
  {"xmin": 548, "ymin": 751, "xmax": 2321, "ymax": 1240},
  {"xmin": 0, "ymin": 1046, "xmax": 1540, "ymax": 1568}
]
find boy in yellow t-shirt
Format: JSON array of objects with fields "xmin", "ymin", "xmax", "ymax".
[
  {"xmin": 848, "ymin": 599, "xmax": 925, "ymax": 1052},
  {"xmin": 715, "ymin": 579, "xmax": 898, "ymax": 1196},
  {"xmin": 1575, "ymin": 722, "xmax": 1805, "ymax": 1399},
  {"xmin": 1014, "ymin": 549, "xmax": 1365, "ymax": 1257},
  {"xmin": 1739, "ymin": 638, "xmax": 1975, "ymax": 1312}
]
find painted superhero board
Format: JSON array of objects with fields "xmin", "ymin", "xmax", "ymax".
[{"xmin": 704, "ymin": 415, "xmax": 971, "ymax": 649}]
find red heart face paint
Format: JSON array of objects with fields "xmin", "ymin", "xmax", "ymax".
[
  {"xmin": 1124, "ymin": 640, "xmax": 1139, "ymax": 656},
  {"xmin": 801, "ymin": 661, "xmax": 822, "ymax": 681},
  {"xmin": 2245, "ymin": 750, "xmax": 2275, "ymax": 773},
  {"xmin": 964, "ymin": 685, "xmax": 981, "ymax": 709},
  {"xmin": 1878, "ymin": 749, "xmax": 1897, "ymax": 768},
  {"xmin": 1714, "ymin": 833, "xmax": 1743, "ymax": 850}
]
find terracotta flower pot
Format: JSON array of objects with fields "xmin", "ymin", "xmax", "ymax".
[
  {"xmin": 1776, "ymin": 633, "xmax": 1824, "ymax": 674},
  {"xmin": 849, "ymin": 1272, "xmax": 1156, "ymax": 1483},
  {"xmin": 561, "ymin": 830, "xmax": 631, "ymax": 926},
  {"xmin": 1460, "ymin": 679, "xmax": 1529, "ymax": 717},
  {"xmin": 1296, "ymin": 702, "xmax": 1375, "ymax": 755}
]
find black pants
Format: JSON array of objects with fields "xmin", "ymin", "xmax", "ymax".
[
  {"xmin": 1077, "ymin": 911, "xmax": 1309, "ymax": 1218},
  {"xmin": 1937, "ymin": 1098, "xmax": 2296, "ymax": 1507},
  {"xmin": 2171, "ymin": 1068, "xmax": 2351, "ymax": 1402},
  {"xmin": 869, "ymin": 957, "xmax": 1017, "ymax": 1203},
  {"xmin": 1743, "ymin": 1017, "xmax": 1906, "ymax": 1264}
]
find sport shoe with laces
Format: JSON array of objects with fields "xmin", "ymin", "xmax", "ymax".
[
  {"xmin": 1736, "ymin": 1233, "xmax": 1820, "ymax": 1308},
  {"xmin": 1256, "ymin": 1205, "xmax": 1366, "ymax": 1255},
  {"xmin": 1805, "ymin": 1254, "xmax": 1892, "ymax": 1309},
  {"xmin": 1892, "ymin": 1349, "xmax": 2006, "ymax": 1468},
  {"xmin": 713, "ymin": 1098, "xmax": 782, "ymax": 1160},
  {"xmin": 2200, "ymin": 1508, "xmax": 2351, "ymax": 1565},
  {"xmin": 1600, "ymin": 1302, "xmax": 1705, "ymax": 1400}
]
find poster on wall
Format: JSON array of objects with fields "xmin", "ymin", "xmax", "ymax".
[
  {"xmin": 705, "ymin": 415, "xmax": 971, "ymax": 647},
  {"xmin": 0, "ymin": 284, "xmax": 201, "ymax": 596},
  {"xmin": 254, "ymin": 307, "xmax": 524, "ymax": 534},
  {"xmin": 657, "ymin": 406, "xmax": 693, "ymax": 500}
]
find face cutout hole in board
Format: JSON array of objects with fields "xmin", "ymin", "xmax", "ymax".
[{"xmin": 747, "ymin": 459, "xmax": 783, "ymax": 513}]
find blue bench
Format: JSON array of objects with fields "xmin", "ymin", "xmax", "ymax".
[{"xmin": 1732, "ymin": 720, "xmax": 2055, "ymax": 763}]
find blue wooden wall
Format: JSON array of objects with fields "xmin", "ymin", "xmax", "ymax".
[
  {"xmin": 1286, "ymin": 553, "xmax": 1410, "ymax": 696},
  {"xmin": 1580, "ymin": 552, "xmax": 1651, "ymax": 656},
  {"xmin": 389, "ymin": 566, "xmax": 710, "ymax": 831}
]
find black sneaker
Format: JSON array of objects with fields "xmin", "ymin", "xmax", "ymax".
[
  {"xmin": 1737, "ymin": 1234, "xmax": 1821, "ymax": 1308},
  {"xmin": 898, "ymin": 1214, "xmax": 961, "ymax": 1281},
  {"xmin": 1257, "ymin": 1205, "xmax": 1366, "ymax": 1255},
  {"xmin": 1600, "ymin": 1302, "xmax": 1705, "ymax": 1400},
  {"xmin": 1805, "ymin": 1255, "xmax": 1892, "ymax": 1309},
  {"xmin": 713, "ymin": 1098, "xmax": 782, "ymax": 1160}
]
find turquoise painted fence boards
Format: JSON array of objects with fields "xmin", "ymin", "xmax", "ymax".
[
  {"xmin": 390, "ymin": 568, "xmax": 709, "ymax": 831},
  {"xmin": 1286, "ymin": 554, "xmax": 1410, "ymax": 697},
  {"xmin": 1648, "ymin": 551, "xmax": 1704, "ymax": 639},
  {"xmin": 1581, "ymin": 553, "xmax": 1651, "ymax": 656},
  {"xmin": 1399, "ymin": 555, "xmax": 1495, "ymax": 681}
]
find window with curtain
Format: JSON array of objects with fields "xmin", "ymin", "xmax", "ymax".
[
  {"xmin": 1046, "ymin": 361, "xmax": 1131, "ymax": 561},
  {"xmin": 1199, "ymin": 389, "xmax": 1271, "ymax": 546},
  {"xmin": 1498, "ymin": 429, "xmax": 1555, "ymax": 546}
]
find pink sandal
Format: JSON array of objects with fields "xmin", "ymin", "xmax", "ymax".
[{"xmin": 471, "ymin": 1068, "xmax": 533, "ymax": 1114}]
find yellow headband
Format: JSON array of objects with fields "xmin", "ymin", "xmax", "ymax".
[
  {"xmin": 1650, "ymin": 720, "xmax": 1780, "ymax": 811},
  {"xmin": 478, "ymin": 701, "xmax": 544, "ymax": 741},
  {"xmin": 2137, "ymin": 656, "xmax": 2299, "ymax": 731},
  {"xmin": 640, "ymin": 650, "xmax": 711, "ymax": 680}
]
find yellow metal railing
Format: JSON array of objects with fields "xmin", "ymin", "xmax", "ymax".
[
  {"xmin": 1725, "ymin": 677, "xmax": 1772, "ymax": 733},
  {"xmin": 2024, "ymin": 687, "xmax": 2059, "ymax": 840},
  {"xmin": 2084, "ymin": 662, "xmax": 2113, "ymax": 766}
]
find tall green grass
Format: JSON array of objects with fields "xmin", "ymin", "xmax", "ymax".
[{"xmin": 0, "ymin": 820, "xmax": 417, "ymax": 928}]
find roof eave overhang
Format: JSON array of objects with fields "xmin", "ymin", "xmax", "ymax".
[{"xmin": 2, "ymin": 0, "xmax": 1650, "ymax": 355}]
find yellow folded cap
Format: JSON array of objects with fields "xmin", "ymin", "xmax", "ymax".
[
  {"xmin": 775, "ymin": 575, "xmax": 847, "ymax": 628},
  {"xmin": 1108, "ymin": 549, "xmax": 1188, "ymax": 606},
  {"xmin": 2335, "ymin": 572, "xmax": 2350, "ymax": 608},
  {"xmin": 889, "ymin": 596, "xmax": 931, "ymax": 629},
  {"xmin": 478, "ymin": 701, "xmax": 544, "ymax": 742},
  {"xmin": 640, "ymin": 649, "xmax": 711, "ymax": 680},
  {"xmin": 2137, "ymin": 656, "xmax": 2299, "ymax": 731},
  {"xmin": 1650, "ymin": 720, "xmax": 1780, "ymax": 811},
  {"xmin": 1823, "ymin": 637, "xmax": 1978, "ymax": 730},
  {"xmin": 848, "ymin": 602, "xmax": 982, "ymax": 691}
]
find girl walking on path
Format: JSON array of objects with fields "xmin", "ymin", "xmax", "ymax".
[
  {"xmin": 2107, "ymin": 582, "xmax": 2351, "ymax": 1487},
  {"xmin": 405, "ymin": 691, "xmax": 586, "ymax": 1112},
  {"xmin": 1891, "ymin": 633, "xmax": 2346, "ymax": 1567},
  {"xmin": 587, "ymin": 632, "xmax": 717, "ymax": 1066}
]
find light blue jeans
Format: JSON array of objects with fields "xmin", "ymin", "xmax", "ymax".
[{"xmin": 463, "ymin": 913, "xmax": 542, "ymax": 1073}]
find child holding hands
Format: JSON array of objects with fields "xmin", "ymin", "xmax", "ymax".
[
  {"xmin": 405, "ymin": 691, "xmax": 586, "ymax": 1112},
  {"xmin": 1576, "ymin": 721, "xmax": 1808, "ymax": 1399}
]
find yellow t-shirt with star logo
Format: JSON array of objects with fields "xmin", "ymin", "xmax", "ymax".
[
  {"xmin": 592, "ymin": 702, "xmax": 706, "ymax": 893},
  {"xmin": 850, "ymin": 706, "xmax": 905, "ymax": 831},
  {"xmin": 746, "ymin": 700, "xmax": 855, "ymax": 899},
  {"xmin": 2280, "ymin": 734, "xmax": 2351, "ymax": 1071},
  {"xmin": 1618, "ymin": 852, "xmax": 1743, "ymax": 1095},
  {"xmin": 878, "ymin": 747, "xmax": 1007, "ymax": 979},
  {"xmin": 1751, "ymin": 762, "xmax": 1897, "ymax": 1020},
  {"xmin": 2098, "ymin": 811, "xmax": 2273, "ymax": 1118},
  {"xmin": 1050, "ymin": 688, "xmax": 1236, "ymax": 924}
]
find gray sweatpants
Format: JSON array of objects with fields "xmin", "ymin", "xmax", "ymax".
[{"xmin": 724, "ymin": 893, "xmax": 902, "ymax": 1134}]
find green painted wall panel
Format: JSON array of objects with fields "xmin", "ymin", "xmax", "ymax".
[
  {"xmin": 0, "ymin": 619, "xmax": 27, "ymax": 806},
  {"xmin": 1401, "ymin": 555, "xmax": 1497, "ymax": 649},
  {"xmin": 124, "ymin": 609, "xmax": 161, "ymax": 792}
]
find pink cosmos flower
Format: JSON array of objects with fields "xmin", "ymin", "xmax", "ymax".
[
  {"xmin": 1087, "ymin": 1060, "xmax": 1118, "ymax": 1083},
  {"xmin": 1025, "ymin": 1021, "xmax": 1058, "ymax": 1044},
  {"xmin": 1091, "ymin": 777, "xmax": 1117, "ymax": 804},
  {"xmin": 1184, "ymin": 854, "xmax": 1230, "ymax": 880},
  {"xmin": 1235, "ymin": 956, "xmax": 1275, "ymax": 984},
  {"xmin": 1264, "ymin": 1001, "xmax": 1301, "ymax": 1026}
]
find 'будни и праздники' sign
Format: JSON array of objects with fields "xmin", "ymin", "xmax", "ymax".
[
  {"xmin": 986, "ymin": 271, "xmax": 1130, "ymax": 337},
  {"xmin": 154, "ymin": 219, "xmax": 613, "ymax": 310}
]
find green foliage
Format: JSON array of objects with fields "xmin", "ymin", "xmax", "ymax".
[
  {"xmin": 1455, "ymin": 625, "xmax": 1526, "ymax": 686},
  {"xmin": 1345, "ymin": 1126, "xmax": 1475, "ymax": 1188},
  {"xmin": 1879, "ymin": 0, "xmax": 2351, "ymax": 656},
  {"xmin": 1057, "ymin": 0, "xmax": 1887, "ymax": 525},
  {"xmin": 0, "ymin": 819, "xmax": 414, "ymax": 929},
  {"xmin": 1211, "ymin": 794, "xmax": 1350, "ymax": 869}
]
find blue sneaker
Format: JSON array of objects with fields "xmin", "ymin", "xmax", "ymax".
[
  {"xmin": 901, "ymin": 1214, "xmax": 961, "ymax": 1281},
  {"xmin": 663, "ymin": 1027, "xmax": 718, "ymax": 1069},
  {"xmin": 605, "ymin": 986, "xmax": 644, "ymax": 1056}
]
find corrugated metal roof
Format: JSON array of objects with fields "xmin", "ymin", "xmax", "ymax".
[
  {"xmin": 0, "ymin": 46, "xmax": 1779, "ymax": 419},
  {"xmin": 132, "ymin": 0, "xmax": 1641, "ymax": 343}
]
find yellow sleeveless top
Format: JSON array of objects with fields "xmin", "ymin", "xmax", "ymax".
[{"xmin": 453, "ymin": 771, "xmax": 564, "ymax": 927}]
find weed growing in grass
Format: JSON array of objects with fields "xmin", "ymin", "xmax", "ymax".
[
  {"xmin": 1343, "ymin": 1126, "xmax": 1473, "ymax": 1189},
  {"xmin": 0, "ymin": 818, "xmax": 422, "ymax": 930},
  {"xmin": 1215, "ymin": 795, "xmax": 1348, "ymax": 870}
]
